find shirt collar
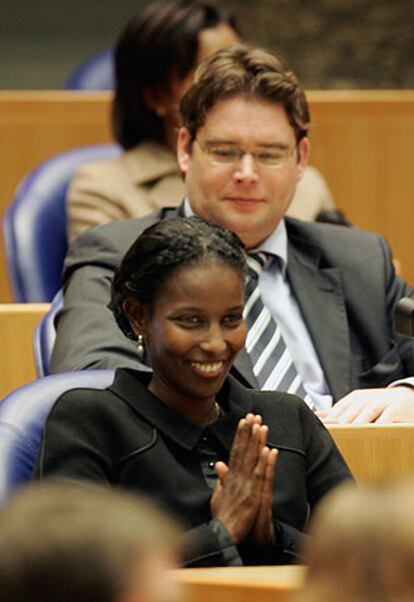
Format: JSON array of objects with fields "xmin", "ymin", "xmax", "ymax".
[
  {"xmin": 183, "ymin": 197, "xmax": 194, "ymax": 217},
  {"xmin": 251, "ymin": 219, "xmax": 288, "ymax": 275},
  {"xmin": 109, "ymin": 368, "xmax": 251, "ymax": 451}
]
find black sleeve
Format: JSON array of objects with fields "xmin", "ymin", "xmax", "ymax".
[
  {"xmin": 33, "ymin": 390, "xmax": 117, "ymax": 482},
  {"xmin": 34, "ymin": 390, "xmax": 242, "ymax": 568},
  {"xmin": 300, "ymin": 404, "xmax": 354, "ymax": 507}
]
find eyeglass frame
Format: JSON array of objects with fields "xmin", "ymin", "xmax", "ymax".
[{"xmin": 194, "ymin": 137, "xmax": 298, "ymax": 169}]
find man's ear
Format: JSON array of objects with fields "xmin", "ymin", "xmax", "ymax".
[
  {"xmin": 176, "ymin": 127, "xmax": 192, "ymax": 174},
  {"xmin": 296, "ymin": 136, "xmax": 310, "ymax": 182},
  {"xmin": 122, "ymin": 298, "xmax": 149, "ymax": 339}
]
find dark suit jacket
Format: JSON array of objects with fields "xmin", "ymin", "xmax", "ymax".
[
  {"xmin": 34, "ymin": 369, "xmax": 352, "ymax": 566},
  {"xmin": 51, "ymin": 207, "xmax": 414, "ymax": 401}
]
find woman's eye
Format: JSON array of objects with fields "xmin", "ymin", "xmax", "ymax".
[
  {"xmin": 223, "ymin": 314, "xmax": 243, "ymax": 326},
  {"xmin": 175, "ymin": 315, "xmax": 202, "ymax": 327}
]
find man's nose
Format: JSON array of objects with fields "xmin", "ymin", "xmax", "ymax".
[{"xmin": 233, "ymin": 153, "xmax": 259, "ymax": 184}]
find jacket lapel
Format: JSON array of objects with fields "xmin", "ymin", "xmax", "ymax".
[
  {"xmin": 287, "ymin": 227, "xmax": 352, "ymax": 401},
  {"xmin": 232, "ymin": 349, "xmax": 259, "ymax": 389}
]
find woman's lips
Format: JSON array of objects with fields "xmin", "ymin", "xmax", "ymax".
[{"xmin": 189, "ymin": 360, "xmax": 227, "ymax": 378}]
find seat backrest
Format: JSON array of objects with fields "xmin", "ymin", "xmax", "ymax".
[
  {"xmin": 63, "ymin": 48, "xmax": 114, "ymax": 90},
  {"xmin": 33, "ymin": 289, "xmax": 63, "ymax": 377},
  {"xmin": 0, "ymin": 370, "xmax": 115, "ymax": 503},
  {"xmin": 3, "ymin": 143, "xmax": 121, "ymax": 302}
]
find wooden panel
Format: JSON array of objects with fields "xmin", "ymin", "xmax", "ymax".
[
  {"xmin": 1, "ymin": 90, "xmax": 414, "ymax": 302},
  {"xmin": 0, "ymin": 303, "xmax": 50, "ymax": 398},
  {"xmin": 328, "ymin": 423, "xmax": 414, "ymax": 483},
  {"xmin": 173, "ymin": 566, "xmax": 305, "ymax": 602},
  {"xmin": 308, "ymin": 90, "xmax": 414, "ymax": 287},
  {"xmin": 0, "ymin": 91, "xmax": 112, "ymax": 301}
]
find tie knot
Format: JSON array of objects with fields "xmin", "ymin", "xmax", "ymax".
[{"xmin": 247, "ymin": 252, "xmax": 267, "ymax": 280}]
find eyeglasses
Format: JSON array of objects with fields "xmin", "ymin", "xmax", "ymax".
[{"xmin": 195, "ymin": 138, "xmax": 296, "ymax": 169}]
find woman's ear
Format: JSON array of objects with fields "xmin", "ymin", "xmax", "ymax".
[
  {"xmin": 143, "ymin": 87, "xmax": 167, "ymax": 118},
  {"xmin": 122, "ymin": 298, "xmax": 149, "ymax": 339}
]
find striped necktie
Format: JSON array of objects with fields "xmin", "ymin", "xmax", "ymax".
[{"xmin": 244, "ymin": 252, "xmax": 314, "ymax": 407}]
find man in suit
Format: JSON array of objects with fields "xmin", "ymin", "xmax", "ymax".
[{"xmin": 52, "ymin": 44, "xmax": 414, "ymax": 423}]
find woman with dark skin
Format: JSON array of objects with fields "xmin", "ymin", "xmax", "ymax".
[{"xmin": 35, "ymin": 217, "xmax": 352, "ymax": 566}]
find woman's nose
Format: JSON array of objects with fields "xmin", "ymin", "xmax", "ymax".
[{"xmin": 199, "ymin": 328, "xmax": 227, "ymax": 354}]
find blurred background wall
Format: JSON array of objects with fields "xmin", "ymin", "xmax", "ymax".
[{"xmin": 1, "ymin": 0, "xmax": 413, "ymax": 90}]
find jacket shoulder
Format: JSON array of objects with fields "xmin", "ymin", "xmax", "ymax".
[{"xmin": 63, "ymin": 209, "xmax": 171, "ymax": 279}]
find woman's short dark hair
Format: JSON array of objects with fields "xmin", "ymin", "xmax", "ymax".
[
  {"xmin": 110, "ymin": 216, "xmax": 246, "ymax": 339},
  {"xmin": 113, "ymin": 0, "xmax": 239, "ymax": 150},
  {"xmin": 180, "ymin": 44, "xmax": 310, "ymax": 145}
]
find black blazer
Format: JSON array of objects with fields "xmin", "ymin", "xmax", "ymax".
[
  {"xmin": 34, "ymin": 369, "xmax": 352, "ymax": 566},
  {"xmin": 51, "ymin": 207, "xmax": 414, "ymax": 401}
]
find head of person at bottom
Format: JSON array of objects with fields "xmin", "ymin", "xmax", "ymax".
[
  {"xmin": 110, "ymin": 216, "xmax": 247, "ymax": 425},
  {"xmin": 0, "ymin": 481, "xmax": 180, "ymax": 602},
  {"xmin": 113, "ymin": 0, "xmax": 240, "ymax": 152},
  {"xmin": 177, "ymin": 43, "xmax": 310, "ymax": 249},
  {"xmin": 296, "ymin": 480, "xmax": 414, "ymax": 602}
]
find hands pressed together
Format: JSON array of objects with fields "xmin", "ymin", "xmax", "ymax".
[{"xmin": 210, "ymin": 413, "xmax": 278, "ymax": 546}]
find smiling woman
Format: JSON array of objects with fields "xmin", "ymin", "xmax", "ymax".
[{"xmin": 33, "ymin": 217, "xmax": 352, "ymax": 567}]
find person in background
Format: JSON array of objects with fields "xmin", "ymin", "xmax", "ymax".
[
  {"xmin": 66, "ymin": 0, "xmax": 335, "ymax": 242},
  {"xmin": 52, "ymin": 44, "xmax": 414, "ymax": 424},
  {"xmin": 0, "ymin": 481, "xmax": 180, "ymax": 602},
  {"xmin": 296, "ymin": 480, "xmax": 414, "ymax": 602},
  {"xmin": 35, "ymin": 217, "xmax": 352, "ymax": 567}
]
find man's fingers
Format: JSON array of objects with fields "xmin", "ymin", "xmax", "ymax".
[{"xmin": 319, "ymin": 389, "xmax": 408, "ymax": 424}]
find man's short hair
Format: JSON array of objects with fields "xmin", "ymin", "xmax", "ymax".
[
  {"xmin": 180, "ymin": 43, "xmax": 310, "ymax": 144},
  {"xmin": 0, "ymin": 481, "xmax": 179, "ymax": 602}
]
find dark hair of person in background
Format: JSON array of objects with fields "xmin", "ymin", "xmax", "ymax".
[
  {"xmin": 0, "ymin": 481, "xmax": 180, "ymax": 602},
  {"xmin": 110, "ymin": 215, "xmax": 247, "ymax": 338},
  {"xmin": 180, "ymin": 43, "xmax": 310, "ymax": 147},
  {"xmin": 113, "ymin": 0, "xmax": 239, "ymax": 150}
]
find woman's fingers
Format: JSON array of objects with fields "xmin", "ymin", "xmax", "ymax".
[
  {"xmin": 229, "ymin": 414, "xmax": 266, "ymax": 473},
  {"xmin": 211, "ymin": 425, "xmax": 277, "ymax": 546},
  {"xmin": 251, "ymin": 447, "xmax": 278, "ymax": 545}
]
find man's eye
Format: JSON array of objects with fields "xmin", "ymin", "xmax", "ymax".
[
  {"xmin": 211, "ymin": 148, "xmax": 238, "ymax": 159},
  {"xmin": 258, "ymin": 151, "xmax": 284, "ymax": 162}
]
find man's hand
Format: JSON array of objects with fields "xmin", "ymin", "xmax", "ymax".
[
  {"xmin": 317, "ymin": 386, "xmax": 414, "ymax": 424},
  {"xmin": 210, "ymin": 413, "xmax": 277, "ymax": 544}
]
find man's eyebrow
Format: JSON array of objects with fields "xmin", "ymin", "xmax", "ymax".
[{"xmin": 204, "ymin": 138, "xmax": 293, "ymax": 149}]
